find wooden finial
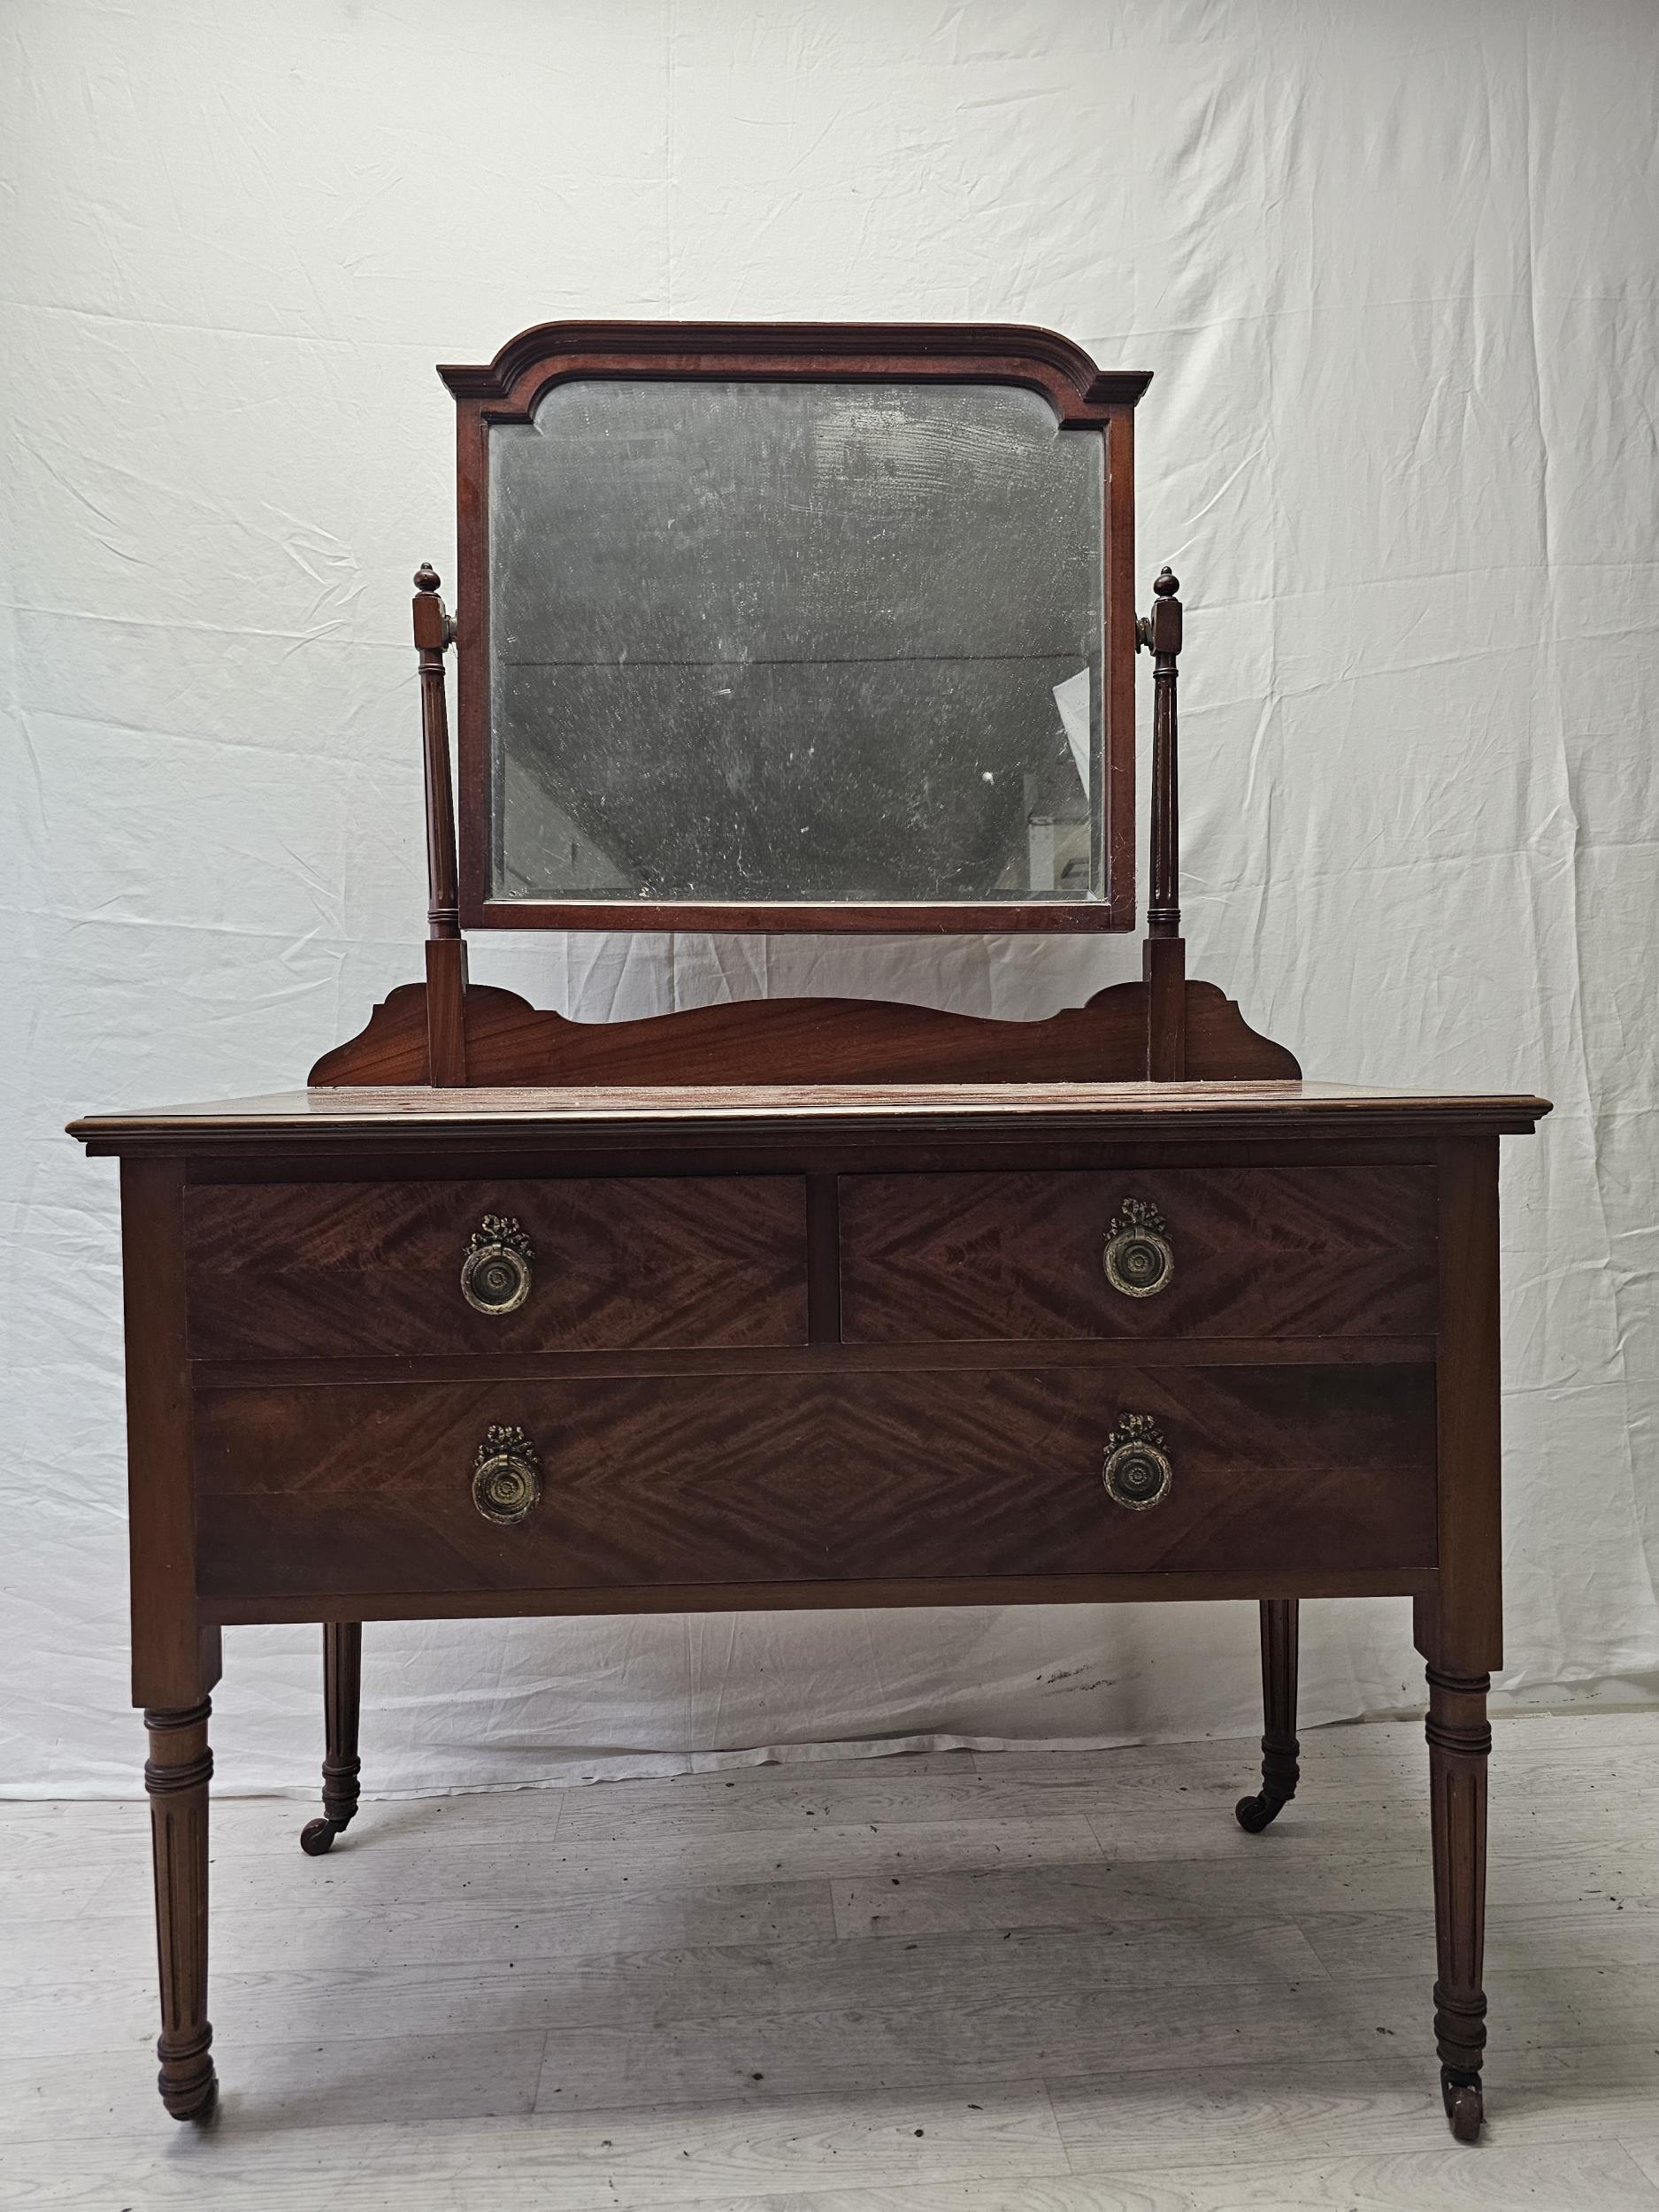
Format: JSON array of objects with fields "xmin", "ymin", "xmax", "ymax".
[
  {"xmin": 1136, "ymin": 569, "xmax": 1181, "ymax": 651},
  {"xmin": 411, "ymin": 560, "xmax": 462, "ymax": 928},
  {"xmin": 412, "ymin": 564, "xmax": 454, "ymax": 653}
]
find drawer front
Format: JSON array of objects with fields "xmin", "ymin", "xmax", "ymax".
[
  {"xmin": 839, "ymin": 1168, "xmax": 1436, "ymax": 1343},
  {"xmin": 195, "ymin": 1363, "xmax": 1437, "ymax": 1600},
  {"xmin": 184, "ymin": 1178, "xmax": 808, "ymax": 1357}
]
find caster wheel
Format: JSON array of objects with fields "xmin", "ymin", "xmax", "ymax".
[
  {"xmin": 1234, "ymin": 1791, "xmax": 1283, "ymax": 1833},
  {"xmin": 1441, "ymin": 2070, "xmax": 1483, "ymax": 2142},
  {"xmin": 300, "ymin": 1816, "xmax": 339, "ymax": 1856}
]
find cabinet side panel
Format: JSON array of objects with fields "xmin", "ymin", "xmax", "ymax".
[
  {"xmin": 1431, "ymin": 1135, "xmax": 1503, "ymax": 1673},
  {"xmin": 120, "ymin": 1159, "xmax": 210, "ymax": 1706}
]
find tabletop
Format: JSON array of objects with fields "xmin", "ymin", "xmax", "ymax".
[{"xmin": 70, "ymin": 1079, "xmax": 1554, "ymax": 1155}]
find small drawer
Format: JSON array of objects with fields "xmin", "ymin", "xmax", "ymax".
[
  {"xmin": 194, "ymin": 1362, "xmax": 1437, "ymax": 1601},
  {"xmin": 839, "ymin": 1168, "xmax": 1436, "ymax": 1344},
  {"xmin": 183, "ymin": 1177, "xmax": 808, "ymax": 1358}
]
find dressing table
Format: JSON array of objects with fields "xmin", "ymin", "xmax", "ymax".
[{"xmin": 70, "ymin": 321, "xmax": 1548, "ymax": 2144}]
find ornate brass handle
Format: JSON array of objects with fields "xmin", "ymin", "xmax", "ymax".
[
  {"xmin": 461, "ymin": 1214, "xmax": 534, "ymax": 1316},
  {"xmin": 1102, "ymin": 1413, "xmax": 1173, "ymax": 1511},
  {"xmin": 1102, "ymin": 1198, "xmax": 1173, "ymax": 1299},
  {"xmin": 472, "ymin": 1425, "xmax": 541, "ymax": 1525}
]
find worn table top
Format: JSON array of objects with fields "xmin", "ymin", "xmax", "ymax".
[{"xmin": 70, "ymin": 1080, "xmax": 1554, "ymax": 1155}]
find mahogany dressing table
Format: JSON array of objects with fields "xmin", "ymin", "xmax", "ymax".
[{"xmin": 70, "ymin": 323, "xmax": 1548, "ymax": 2143}]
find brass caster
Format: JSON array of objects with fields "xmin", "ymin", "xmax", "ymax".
[
  {"xmin": 1234, "ymin": 1790, "xmax": 1287, "ymax": 1832},
  {"xmin": 300, "ymin": 1816, "xmax": 342, "ymax": 1855},
  {"xmin": 1441, "ymin": 2068, "xmax": 1483, "ymax": 2143}
]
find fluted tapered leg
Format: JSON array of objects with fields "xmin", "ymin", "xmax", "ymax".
[
  {"xmin": 143, "ymin": 1700, "xmax": 216, "ymax": 2121},
  {"xmin": 1236, "ymin": 1598, "xmax": 1301, "ymax": 1832},
  {"xmin": 1427, "ymin": 1664, "xmax": 1490, "ymax": 2142},
  {"xmin": 301, "ymin": 1622, "xmax": 362, "ymax": 1856}
]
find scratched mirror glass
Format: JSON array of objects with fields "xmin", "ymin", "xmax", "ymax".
[{"xmin": 488, "ymin": 380, "xmax": 1104, "ymax": 905}]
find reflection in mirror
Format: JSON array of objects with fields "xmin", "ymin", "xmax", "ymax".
[{"xmin": 489, "ymin": 380, "xmax": 1104, "ymax": 906}]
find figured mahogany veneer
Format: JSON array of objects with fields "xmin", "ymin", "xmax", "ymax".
[
  {"xmin": 841, "ymin": 1166, "xmax": 1437, "ymax": 1343},
  {"xmin": 308, "ymin": 978, "xmax": 1302, "ymax": 1089},
  {"xmin": 194, "ymin": 1363, "xmax": 1437, "ymax": 1602},
  {"xmin": 183, "ymin": 1176, "xmax": 807, "ymax": 1358}
]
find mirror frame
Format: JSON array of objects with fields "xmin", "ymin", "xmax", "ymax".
[{"xmin": 439, "ymin": 323, "xmax": 1151, "ymax": 934}]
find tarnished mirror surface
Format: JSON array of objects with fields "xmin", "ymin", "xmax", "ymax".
[{"xmin": 488, "ymin": 380, "xmax": 1104, "ymax": 907}]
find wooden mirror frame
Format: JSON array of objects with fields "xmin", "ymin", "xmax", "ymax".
[
  {"xmin": 437, "ymin": 322, "xmax": 1153, "ymax": 935},
  {"xmin": 313, "ymin": 323, "xmax": 1301, "ymax": 1090}
]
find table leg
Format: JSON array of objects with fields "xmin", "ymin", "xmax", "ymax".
[
  {"xmin": 301, "ymin": 1622, "xmax": 363, "ymax": 1855},
  {"xmin": 143, "ymin": 1699, "xmax": 217, "ymax": 2121},
  {"xmin": 1236, "ymin": 1597, "xmax": 1301, "ymax": 1832},
  {"xmin": 1427, "ymin": 1663, "xmax": 1490, "ymax": 2142}
]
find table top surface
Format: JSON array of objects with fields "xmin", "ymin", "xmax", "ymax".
[{"xmin": 70, "ymin": 1079, "xmax": 1554, "ymax": 1150}]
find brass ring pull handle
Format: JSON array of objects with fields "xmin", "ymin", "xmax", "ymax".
[
  {"xmin": 472, "ymin": 1424, "xmax": 541, "ymax": 1525},
  {"xmin": 1102, "ymin": 1198, "xmax": 1173, "ymax": 1299},
  {"xmin": 1102, "ymin": 1413, "xmax": 1173, "ymax": 1511},
  {"xmin": 461, "ymin": 1215, "xmax": 534, "ymax": 1316}
]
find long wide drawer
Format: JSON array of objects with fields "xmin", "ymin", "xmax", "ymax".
[
  {"xmin": 839, "ymin": 1168, "xmax": 1437, "ymax": 1342},
  {"xmin": 183, "ymin": 1177, "xmax": 809, "ymax": 1357},
  {"xmin": 194, "ymin": 1363, "xmax": 1438, "ymax": 1600}
]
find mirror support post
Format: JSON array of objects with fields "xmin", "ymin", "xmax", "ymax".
[
  {"xmin": 414, "ymin": 565, "xmax": 468, "ymax": 1087},
  {"xmin": 1139, "ymin": 566, "xmax": 1185, "ymax": 1080}
]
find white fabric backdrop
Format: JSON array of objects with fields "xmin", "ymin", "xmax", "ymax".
[{"xmin": 3, "ymin": 0, "xmax": 1655, "ymax": 1795}]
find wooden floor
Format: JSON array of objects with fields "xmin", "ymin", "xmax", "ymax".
[{"xmin": 6, "ymin": 1714, "xmax": 1659, "ymax": 2208}]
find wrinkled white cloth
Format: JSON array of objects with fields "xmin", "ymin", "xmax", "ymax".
[{"xmin": 2, "ymin": 0, "xmax": 1655, "ymax": 1795}]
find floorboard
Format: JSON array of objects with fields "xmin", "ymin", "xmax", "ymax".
[{"xmin": 4, "ymin": 1715, "xmax": 1659, "ymax": 2208}]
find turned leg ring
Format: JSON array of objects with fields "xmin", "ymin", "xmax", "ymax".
[{"xmin": 157, "ymin": 2024, "xmax": 219, "ymax": 2122}]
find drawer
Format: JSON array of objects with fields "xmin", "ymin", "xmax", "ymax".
[
  {"xmin": 194, "ymin": 1363, "xmax": 1437, "ymax": 1600},
  {"xmin": 839, "ymin": 1168, "xmax": 1436, "ymax": 1343},
  {"xmin": 183, "ymin": 1178, "xmax": 808, "ymax": 1357}
]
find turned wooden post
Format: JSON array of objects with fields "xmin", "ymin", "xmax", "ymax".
[
  {"xmin": 143, "ymin": 1700, "xmax": 217, "ymax": 2120},
  {"xmin": 1426, "ymin": 1664, "xmax": 1491, "ymax": 2141},
  {"xmin": 1139, "ymin": 565, "xmax": 1185, "ymax": 1079},
  {"xmin": 414, "ymin": 563, "xmax": 468, "ymax": 1087},
  {"xmin": 300, "ymin": 1622, "xmax": 363, "ymax": 1856},
  {"xmin": 1236, "ymin": 1598, "xmax": 1301, "ymax": 1831},
  {"xmin": 1412, "ymin": 1134, "xmax": 1502, "ymax": 2142}
]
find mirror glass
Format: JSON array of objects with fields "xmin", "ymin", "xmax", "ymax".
[{"xmin": 488, "ymin": 379, "xmax": 1104, "ymax": 907}]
